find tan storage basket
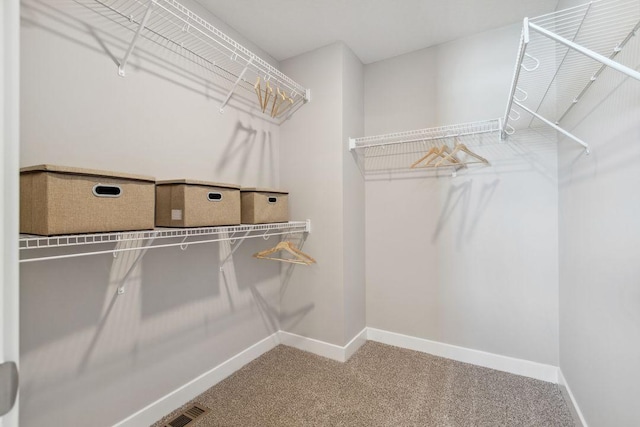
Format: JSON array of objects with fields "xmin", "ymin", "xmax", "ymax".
[
  {"xmin": 155, "ymin": 179, "xmax": 241, "ymax": 227},
  {"xmin": 20, "ymin": 164, "xmax": 155, "ymax": 236},
  {"xmin": 241, "ymin": 188, "xmax": 289, "ymax": 224}
]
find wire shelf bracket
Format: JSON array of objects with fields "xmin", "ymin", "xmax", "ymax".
[
  {"xmin": 94, "ymin": 0, "xmax": 310, "ymax": 116},
  {"xmin": 19, "ymin": 221, "xmax": 311, "ymax": 263},
  {"xmin": 502, "ymin": 0, "xmax": 640, "ymax": 153},
  {"xmin": 117, "ymin": 0, "xmax": 155, "ymax": 77},
  {"xmin": 116, "ymin": 235, "xmax": 156, "ymax": 294}
]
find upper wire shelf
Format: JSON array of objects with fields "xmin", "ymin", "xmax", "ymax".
[
  {"xmin": 349, "ymin": 119, "xmax": 501, "ymax": 175},
  {"xmin": 20, "ymin": 220, "xmax": 311, "ymax": 263},
  {"xmin": 89, "ymin": 0, "xmax": 310, "ymax": 117},
  {"xmin": 502, "ymin": 0, "xmax": 640, "ymax": 153}
]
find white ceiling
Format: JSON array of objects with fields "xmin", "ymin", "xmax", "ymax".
[{"xmin": 198, "ymin": 0, "xmax": 559, "ymax": 64}]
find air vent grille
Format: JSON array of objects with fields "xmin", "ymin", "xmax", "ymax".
[{"xmin": 164, "ymin": 404, "xmax": 210, "ymax": 427}]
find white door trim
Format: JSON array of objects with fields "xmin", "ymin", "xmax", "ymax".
[{"xmin": 0, "ymin": 0, "xmax": 21, "ymax": 425}]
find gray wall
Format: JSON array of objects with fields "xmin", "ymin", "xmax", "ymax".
[
  {"xmin": 20, "ymin": 0, "xmax": 285, "ymax": 425},
  {"xmin": 279, "ymin": 42, "xmax": 365, "ymax": 346},
  {"xmin": 342, "ymin": 46, "xmax": 366, "ymax": 341},
  {"xmin": 556, "ymin": 1, "xmax": 640, "ymax": 425},
  {"xmin": 279, "ymin": 43, "xmax": 346, "ymax": 345},
  {"xmin": 364, "ymin": 25, "xmax": 561, "ymax": 365}
]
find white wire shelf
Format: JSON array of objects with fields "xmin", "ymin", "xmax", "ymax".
[
  {"xmin": 86, "ymin": 0, "xmax": 310, "ymax": 116},
  {"xmin": 349, "ymin": 119, "xmax": 501, "ymax": 174},
  {"xmin": 20, "ymin": 220, "xmax": 311, "ymax": 263},
  {"xmin": 502, "ymin": 0, "xmax": 640, "ymax": 152}
]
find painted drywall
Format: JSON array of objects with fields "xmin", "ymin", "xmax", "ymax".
[
  {"xmin": 556, "ymin": 0, "xmax": 640, "ymax": 424},
  {"xmin": 279, "ymin": 42, "xmax": 365, "ymax": 346},
  {"xmin": 364, "ymin": 24, "xmax": 561, "ymax": 365},
  {"xmin": 19, "ymin": 1, "xmax": 287, "ymax": 425},
  {"xmin": 279, "ymin": 43, "xmax": 346, "ymax": 345},
  {"xmin": 342, "ymin": 46, "xmax": 366, "ymax": 341}
]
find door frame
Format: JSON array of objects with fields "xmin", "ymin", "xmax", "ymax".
[{"xmin": 1, "ymin": 0, "xmax": 20, "ymax": 424}]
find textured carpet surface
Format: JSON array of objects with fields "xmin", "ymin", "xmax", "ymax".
[{"xmin": 153, "ymin": 342, "xmax": 575, "ymax": 426}]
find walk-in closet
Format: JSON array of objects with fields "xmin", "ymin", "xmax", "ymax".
[{"xmin": 1, "ymin": 0, "xmax": 639, "ymax": 425}]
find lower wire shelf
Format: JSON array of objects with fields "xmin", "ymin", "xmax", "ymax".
[{"xmin": 19, "ymin": 220, "xmax": 311, "ymax": 263}]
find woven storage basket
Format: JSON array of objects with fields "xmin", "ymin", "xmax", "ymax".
[
  {"xmin": 240, "ymin": 188, "xmax": 289, "ymax": 224},
  {"xmin": 20, "ymin": 164, "xmax": 155, "ymax": 236},
  {"xmin": 155, "ymin": 179, "xmax": 241, "ymax": 227}
]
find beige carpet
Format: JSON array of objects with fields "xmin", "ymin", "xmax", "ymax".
[{"xmin": 153, "ymin": 342, "xmax": 575, "ymax": 426}]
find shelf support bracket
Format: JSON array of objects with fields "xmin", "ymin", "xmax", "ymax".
[
  {"xmin": 513, "ymin": 100, "xmax": 590, "ymax": 154},
  {"xmin": 219, "ymin": 58, "xmax": 253, "ymax": 113},
  {"xmin": 117, "ymin": 235, "xmax": 156, "ymax": 295},
  {"xmin": 118, "ymin": 0, "xmax": 156, "ymax": 77},
  {"xmin": 219, "ymin": 229, "xmax": 252, "ymax": 271}
]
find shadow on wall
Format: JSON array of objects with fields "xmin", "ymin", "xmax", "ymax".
[
  {"xmin": 20, "ymin": 0, "xmax": 276, "ymax": 119},
  {"xmin": 215, "ymin": 121, "xmax": 274, "ymax": 185},
  {"xmin": 431, "ymin": 179, "xmax": 500, "ymax": 247},
  {"xmin": 18, "ymin": 233, "xmax": 289, "ymax": 416},
  {"xmin": 277, "ymin": 233, "xmax": 315, "ymax": 331},
  {"xmin": 558, "ymin": 59, "xmax": 640, "ymax": 186}
]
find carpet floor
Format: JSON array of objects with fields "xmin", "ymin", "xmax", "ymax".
[{"xmin": 153, "ymin": 342, "xmax": 575, "ymax": 426}]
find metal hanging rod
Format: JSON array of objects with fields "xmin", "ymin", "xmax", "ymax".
[
  {"xmin": 502, "ymin": 0, "xmax": 640, "ymax": 148},
  {"xmin": 19, "ymin": 221, "xmax": 311, "ymax": 263},
  {"xmin": 93, "ymin": 0, "xmax": 310, "ymax": 112}
]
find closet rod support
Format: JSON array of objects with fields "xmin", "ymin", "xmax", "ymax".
[
  {"xmin": 220, "ymin": 229, "xmax": 252, "ymax": 270},
  {"xmin": 528, "ymin": 21, "xmax": 640, "ymax": 82},
  {"xmin": 513, "ymin": 100, "xmax": 590, "ymax": 154},
  {"xmin": 219, "ymin": 58, "xmax": 253, "ymax": 113},
  {"xmin": 117, "ymin": 236, "xmax": 156, "ymax": 295},
  {"xmin": 118, "ymin": 0, "xmax": 156, "ymax": 77}
]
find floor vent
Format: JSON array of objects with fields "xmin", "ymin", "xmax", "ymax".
[{"xmin": 164, "ymin": 404, "xmax": 210, "ymax": 427}]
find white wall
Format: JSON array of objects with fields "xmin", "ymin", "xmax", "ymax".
[
  {"xmin": 20, "ymin": 1, "xmax": 286, "ymax": 425},
  {"xmin": 342, "ymin": 46, "xmax": 366, "ymax": 341},
  {"xmin": 279, "ymin": 42, "xmax": 365, "ymax": 346},
  {"xmin": 279, "ymin": 43, "xmax": 346, "ymax": 345},
  {"xmin": 556, "ymin": 1, "xmax": 640, "ymax": 425},
  {"xmin": 364, "ymin": 24, "xmax": 561, "ymax": 365}
]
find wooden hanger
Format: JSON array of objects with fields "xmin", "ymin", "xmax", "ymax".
[
  {"xmin": 275, "ymin": 92, "xmax": 295, "ymax": 118},
  {"xmin": 254, "ymin": 77, "xmax": 264, "ymax": 111},
  {"xmin": 412, "ymin": 145, "xmax": 462, "ymax": 168},
  {"xmin": 262, "ymin": 81, "xmax": 273, "ymax": 113},
  {"xmin": 434, "ymin": 140, "xmax": 489, "ymax": 167},
  {"xmin": 253, "ymin": 241, "xmax": 316, "ymax": 265},
  {"xmin": 270, "ymin": 87, "xmax": 288, "ymax": 117},
  {"xmin": 410, "ymin": 147, "xmax": 438, "ymax": 168}
]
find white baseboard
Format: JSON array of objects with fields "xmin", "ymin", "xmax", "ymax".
[
  {"xmin": 113, "ymin": 332, "xmax": 280, "ymax": 427},
  {"xmin": 344, "ymin": 328, "xmax": 368, "ymax": 360},
  {"xmin": 278, "ymin": 328, "xmax": 367, "ymax": 362},
  {"xmin": 367, "ymin": 327, "xmax": 559, "ymax": 383},
  {"xmin": 558, "ymin": 369, "xmax": 588, "ymax": 427},
  {"xmin": 116, "ymin": 327, "xmax": 561, "ymax": 426}
]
